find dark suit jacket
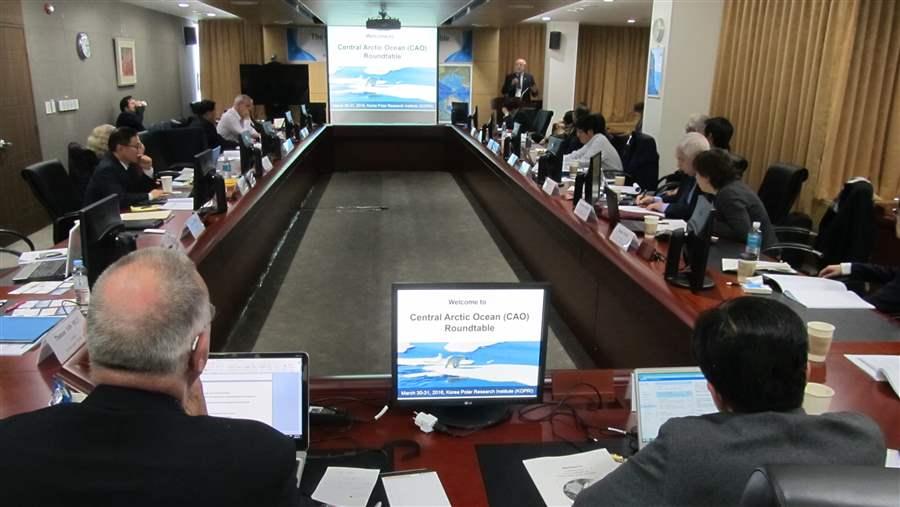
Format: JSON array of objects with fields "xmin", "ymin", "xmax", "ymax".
[
  {"xmin": 851, "ymin": 263, "xmax": 900, "ymax": 314},
  {"xmin": 662, "ymin": 177, "xmax": 700, "ymax": 220},
  {"xmin": 187, "ymin": 115, "xmax": 235, "ymax": 151},
  {"xmin": 712, "ymin": 180, "xmax": 778, "ymax": 249},
  {"xmin": 574, "ymin": 409, "xmax": 885, "ymax": 507},
  {"xmin": 501, "ymin": 72, "xmax": 536, "ymax": 99},
  {"xmin": 116, "ymin": 109, "xmax": 146, "ymax": 131},
  {"xmin": 0, "ymin": 385, "xmax": 299, "ymax": 507},
  {"xmin": 83, "ymin": 153, "xmax": 156, "ymax": 207}
]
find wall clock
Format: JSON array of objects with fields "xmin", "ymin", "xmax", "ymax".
[
  {"xmin": 76, "ymin": 32, "xmax": 91, "ymax": 60},
  {"xmin": 652, "ymin": 18, "xmax": 665, "ymax": 44}
]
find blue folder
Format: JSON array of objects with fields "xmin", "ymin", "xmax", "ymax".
[{"xmin": 0, "ymin": 316, "xmax": 64, "ymax": 343}]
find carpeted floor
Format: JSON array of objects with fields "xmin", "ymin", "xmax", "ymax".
[{"xmin": 230, "ymin": 170, "xmax": 585, "ymax": 377}]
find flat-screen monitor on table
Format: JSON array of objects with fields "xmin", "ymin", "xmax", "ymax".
[
  {"xmin": 79, "ymin": 194, "xmax": 132, "ymax": 287},
  {"xmin": 392, "ymin": 282, "xmax": 550, "ymax": 429}
]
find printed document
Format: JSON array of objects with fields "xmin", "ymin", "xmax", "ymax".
[{"xmin": 523, "ymin": 448, "xmax": 621, "ymax": 506}]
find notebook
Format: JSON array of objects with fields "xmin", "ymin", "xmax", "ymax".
[
  {"xmin": 763, "ymin": 274, "xmax": 874, "ymax": 309},
  {"xmin": 633, "ymin": 367, "xmax": 717, "ymax": 449}
]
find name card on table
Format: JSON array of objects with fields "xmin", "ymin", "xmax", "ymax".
[
  {"xmin": 300, "ymin": 127, "xmax": 309, "ymax": 139},
  {"xmin": 519, "ymin": 161, "xmax": 531, "ymax": 176},
  {"xmin": 542, "ymin": 178, "xmax": 561, "ymax": 197},
  {"xmin": 38, "ymin": 310, "xmax": 85, "ymax": 364},
  {"xmin": 281, "ymin": 139, "xmax": 294, "ymax": 157},
  {"xmin": 507, "ymin": 153, "xmax": 519, "ymax": 166},
  {"xmin": 478, "ymin": 130, "xmax": 484, "ymax": 143},
  {"xmin": 183, "ymin": 212, "xmax": 206, "ymax": 240},
  {"xmin": 237, "ymin": 175, "xmax": 250, "ymax": 196},
  {"xmin": 471, "ymin": 127, "xmax": 477, "ymax": 137},
  {"xmin": 488, "ymin": 139, "xmax": 500, "ymax": 155},
  {"xmin": 262, "ymin": 156, "xmax": 274, "ymax": 173},
  {"xmin": 610, "ymin": 223, "xmax": 639, "ymax": 251},
  {"xmin": 574, "ymin": 199, "xmax": 598, "ymax": 222}
]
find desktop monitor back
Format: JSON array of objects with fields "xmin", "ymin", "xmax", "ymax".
[
  {"xmin": 451, "ymin": 102, "xmax": 469, "ymax": 126},
  {"xmin": 589, "ymin": 152, "xmax": 603, "ymax": 204},
  {"xmin": 79, "ymin": 194, "xmax": 132, "ymax": 287}
]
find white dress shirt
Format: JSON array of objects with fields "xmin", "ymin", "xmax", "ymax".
[
  {"xmin": 562, "ymin": 133, "xmax": 624, "ymax": 174},
  {"xmin": 216, "ymin": 107, "xmax": 252, "ymax": 143}
]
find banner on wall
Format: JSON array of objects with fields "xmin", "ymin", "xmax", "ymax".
[
  {"xmin": 647, "ymin": 47, "xmax": 664, "ymax": 97},
  {"xmin": 438, "ymin": 29, "xmax": 473, "ymax": 123},
  {"xmin": 439, "ymin": 29, "xmax": 473, "ymax": 63},
  {"xmin": 287, "ymin": 27, "xmax": 327, "ymax": 62}
]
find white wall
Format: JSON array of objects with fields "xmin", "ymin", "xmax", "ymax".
[
  {"xmin": 642, "ymin": 0, "xmax": 724, "ymax": 175},
  {"xmin": 542, "ymin": 21, "xmax": 579, "ymax": 118}
]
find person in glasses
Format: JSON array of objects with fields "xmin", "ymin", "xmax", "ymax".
[{"xmin": 84, "ymin": 127, "xmax": 166, "ymax": 207}]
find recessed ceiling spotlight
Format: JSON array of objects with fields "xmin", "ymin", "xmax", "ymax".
[
  {"xmin": 627, "ymin": 18, "xmax": 636, "ymax": 23},
  {"xmin": 541, "ymin": 16, "xmax": 551, "ymax": 21},
  {"xmin": 177, "ymin": 2, "xmax": 189, "ymax": 7}
]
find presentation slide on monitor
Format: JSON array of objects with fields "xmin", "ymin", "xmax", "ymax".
[
  {"xmin": 327, "ymin": 26, "xmax": 437, "ymax": 124},
  {"xmin": 395, "ymin": 288, "xmax": 546, "ymax": 401}
]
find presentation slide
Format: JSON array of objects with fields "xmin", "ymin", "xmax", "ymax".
[
  {"xmin": 395, "ymin": 288, "xmax": 546, "ymax": 401},
  {"xmin": 327, "ymin": 26, "xmax": 437, "ymax": 124}
]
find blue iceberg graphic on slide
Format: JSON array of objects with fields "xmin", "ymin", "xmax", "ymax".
[
  {"xmin": 397, "ymin": 341, "xmax": 540, "ymax": 399},
  {"xmin": 331, "ymin": 66, "xmax": 436, "ymax": 110}
]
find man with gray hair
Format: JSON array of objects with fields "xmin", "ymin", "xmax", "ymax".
[
  {"xmin": 217, "ymin": 93, "xmax": 260, "ymax": 144},
  {"xmin": 685, "ymin": 113, "xmax": 709, "ymax": 134},
  {"xmin": 637, "ymin": 132, "xmax": 710, "ymax": 219},
  {"xmin": 0, "ymin": 248, "xmax": 299, "ymax": 507}
]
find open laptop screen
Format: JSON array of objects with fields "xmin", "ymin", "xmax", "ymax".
[
  {"xmin": 635, "ymin": 368, "xmax": 717, "ymax": 448},
  {"xmin": 201, "ymin": 353, "xmax": 309, "ymax": 448}
]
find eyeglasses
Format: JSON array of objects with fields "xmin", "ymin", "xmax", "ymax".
[{"xmin": 126, "ymin": 142, "xmax": 144, "ymax": 150}]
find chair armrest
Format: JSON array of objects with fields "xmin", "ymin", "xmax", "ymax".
[
  {"xmin": 763, "ymin": 243, "xmax": 824, "ymax": 258},
  {"xmin": 0, "ymin": 228, "xmax": 35, "ymax": 251},
  {"xmin": 156, "ymin": 171, "xmax": 183, "ymax": 178},
  {"xmin": 773, "ymin": 226, "xmax": 818, "ymax": 237}
]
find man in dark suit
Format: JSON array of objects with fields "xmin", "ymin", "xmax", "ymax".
[
  {"xmin": 186, "ymin": 99, "xmax": 235, "ymax": 150},
  {"xmin": 0, "ymin": 248, "xmax": 300, "ymax": 507},
  {"xmin": 638, "ymin": 132, "xmax": 709, "ymax": 219},
  {"xmin": 83, "ymin": 127, "xmax": 165, "ymax": 207},
  {"xmin": 575, "ymin": 297, "xmax": 885, "ymax": 507},
  {"xmin": 115, "ymin": 95, "xmax": 147, "ymax": 131},
  {"xmin": 501, "ymin": 58, "xmax": 538, "ymax": 101}
]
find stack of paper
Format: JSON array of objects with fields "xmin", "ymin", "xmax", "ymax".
[
  {"xmin": 523, "ymin": 448, "xmax": 621, "ymax": 506},
  {"xmin": 382, "ymin": 471, "xmax": 451, "ymax": 507},
  {"xmin": 845, "ymin": 355, "xmax": 900, "ymax": 398},
  {"xmin": 161, "ymin": 198, "xmax": 194, "ymax": 211},
  {"xmin": 763, "ymin": 274, "xmax": 874, "ymax": 309},
  {"xmin": 722, "ymin": 259, "xmax": 797, "ymax": 274},
  {"xmin": 617, "ymin": 206, "xmax": 664, "ymax": 217}
]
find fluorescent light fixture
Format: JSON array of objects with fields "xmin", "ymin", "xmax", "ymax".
[
  {"xmin": 206, "ymin": 12, "xmax": 217, "ymax": 16},
  {"xmin": 177, "ymin": 2, "xmax": 189, "ymax": 7},
  {"xmin": 541, "ymin": 16, "xmax": 551, "ymax": 21},
  {"xmin": 604, "ymin": 0, "xmax": 614, "ymax": 2},
  {"xmin": 627, "ymin": 18, "xmax": 636, "ymax": 23}
]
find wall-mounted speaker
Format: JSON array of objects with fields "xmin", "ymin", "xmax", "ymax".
[
  {"xmin": 549, "ymin": 31, "xmax": 561, "ymax": 50},
  {"xmin": 184, "ymin": 26, "xmax": 197, "ymax": 46}
]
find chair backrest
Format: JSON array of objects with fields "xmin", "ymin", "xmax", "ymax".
[
  {"xmin": 757, "ymin": 163, "xmax": 809, "ymax": 225},
  {"xmin": 67, "ymin": 142, "xmax": 99, "ymax": 203},
  {"xmin": 731, "ymin": 153, "xmax": 750, "ymax": 179},
  {"xmin": 530, "ymin": 110, "xmax": 553, "ymax": 139},
  {"xmin": 21, "ymin": 159, "xmax": 82, "ymax": 220},
  {"xmin": 814, "ymin": 179, "xmax": 876, "ymax": 265},
  {"xmin": 622, "ymin": 132, "xmax": 660, "ymax": 192},
  {"xmin": 740, "ymin": 464, "xmax": 900, "ymax": 507},
  {"xmin": 141, "ymin": 127, "xmax": 207, "ymax": 174}
]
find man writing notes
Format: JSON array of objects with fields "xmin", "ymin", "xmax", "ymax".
[
  {"xmin": 0, "ymin": 248, "xmax": 300, "ymax": 507},
  {"xmin": 501, "ymin": 58, "xmax": 538, "ymax": 101}
]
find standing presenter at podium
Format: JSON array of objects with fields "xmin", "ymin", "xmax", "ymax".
[{"xmin": 501, "ymin": 58, "xmax": 538, "ymax": 101}]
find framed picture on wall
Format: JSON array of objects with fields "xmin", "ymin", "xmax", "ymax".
[{"xmin": 114, "ymin": 38, "xmax": 137, "ymax": 86}]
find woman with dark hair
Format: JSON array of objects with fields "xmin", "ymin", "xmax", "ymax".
[
  {"xmin": 703, "ymin": 117, "xmax": 734, "ymax": 151},
  {"xmin": 186, "ymin": 99, "xmax": 233, "ymax": 150},
  {"xmin": 693, "ymin": 148, "xmax": 777, "ymax": 248}
]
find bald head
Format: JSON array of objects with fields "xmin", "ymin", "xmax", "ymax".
[
  {"xmin": 87, "ymin": 248, "xmax": 210, "ymax": 374},
  {"xmin": 514, "ymin": 58, "xmax": 527, "ymax": 73}
]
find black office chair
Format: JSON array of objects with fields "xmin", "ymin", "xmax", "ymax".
[
  {"xmin": 621, "ymin": 132, "xmax": 660, "ymax": 192},
  {"xmin": 757, "ymin": 163, "xmax": 809, "ymax": 225},
  {"xmin": 21, "ymin": 160, "xmax": 82, "ymax": 244},
  {"xmin": 0, "ymin": 228, "xmax": 35, "ymax": 258},
  {"xmin": 739, "ymin": 464, "xmax": 900, "ymax": 507},
  {"xmin": 731, "ymin": 153, "xmax": 750, "ymax": 179},
  {"xmin": 140, "ymin": 127, "xmax": 207, "ymax": 177},
  {"xmin": 529, "ymin": 109, "xmax": 553, "ymax": 142},
  {"xmin": 609, "ymin": 133, "xmax": 630, "ymax": 158},
  {"xmin": 67, "ymin": 142, "xmax": 99, "ymax": 204}
]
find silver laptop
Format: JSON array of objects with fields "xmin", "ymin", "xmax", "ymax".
[
  {"xmin": 13, "ymin": 222, "xmax": 82, "ymax": 283},
  {"xmin": 201, "ymin": 352, "xmax": 310, "ymax": 480},
  {"xmin": 633, "ymin": 367, "xmax": 717, "ymax": 449}
]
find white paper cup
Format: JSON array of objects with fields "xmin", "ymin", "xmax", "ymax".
[
  {"xmin": 644, "ymin": 215, "xmax": 659, "ymax": 235},
  {"xmin": 802, "ymin": 382, "xmax": 835, "ymax": 415},
  {"xmin": 614, "ymin": 176, "xmax": 626, "ymax": 186},
  {"xmin": 161, "ymin": 175, "xmax": 173, "ymax": 193},
  {"xmin": 737, "ymin": 259, "xmax": 757, "ymax": 283},
  {"xmin": 807, "ymin": 321, "xmax": 835, "ymax": 362}
]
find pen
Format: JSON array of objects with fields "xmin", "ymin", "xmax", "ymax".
[
  {"xmin": 606, "ymin": 426, "xmax": 627, "ymax": 435},
  {"xmin": 4, "ymin": 300, "xmax": 26, "ymax": 314}
]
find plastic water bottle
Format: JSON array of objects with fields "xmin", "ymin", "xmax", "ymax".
[
  {"xmin": 73, "ymin": 259, "xmax": 90, "ymax": 308},
  {"xmin": 222, "ymin": 158, "xmax": 232, "ymax": 178},
  {"xmin": 745, "ymin": 221, "xmax": 762, "ymax": 260}
]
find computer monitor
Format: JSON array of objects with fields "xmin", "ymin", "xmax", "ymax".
[
  {"xmin": 546, "ymin": 136, "xmax": 563, "ymax": 156},
  {"xmin": 589, "ymin": 152, "xmax": 603, "ymax": 204},
  {"xmin": 192, "ymin": 147, "xmax": 226, "ymax": 215},
  {"xmin": 201, "ymin": 352, "xmax": 309, "ymax": 451},
  {"xmin": 79, "ymin": 194, "xmax": 134, "ymax": 287},
  {"xmin": 392, "ymin": 282, "xmax": 550, "ymax": 429},
  {"xmin": 259, "ymin": 121, "xmax": 280, "ymax": 157},
  {"xmin": 284, "ymin": 110, "xmax": 297, "ymax": 140},
  {"xmin": 238, "ymin": 131, "xmax": 259, "ymax": 177},
  {"xmin": 666, "ymin": 209, "xmax": 716, "ymax": 291},
  {"xmin": 451, "ymin": 102, "xmax": 469, "ymax": 126},
  {"xmin": 633, "ymin": 367, "xmax": 716, "ymax": 449}
]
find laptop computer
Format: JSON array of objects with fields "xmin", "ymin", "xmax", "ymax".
[
  {"xmin": 604, "ymin": 187, "xmax": 646, "ymax": 233},
  {"xmin": 201, "ymin": 352, "xmax": 310, "ymax": 481},
  {"xmin": 633, "ymin": 367, "xmax": 717, "ymax": 449},
  {"xmin": 12, "ymin": 222, "xmax": 83, "ymax": 284}
]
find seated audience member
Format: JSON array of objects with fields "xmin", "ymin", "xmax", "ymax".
[
  {"xmin": 560, "ymin": 105, "xmax": 591, "ymax": 155},
  {"xmin": 820, "ymin": 263, "xmax": 900, "ymax": 314},
  {"xmin": 86, "ymin": 124, "xmax": 116, "ymax": 158},
  {"xmin": 575, "ymin": 297, "xmax": 885, "ymax": 507},
  {"xmin": 637, "ymin": 132, "xmax": 709, "ymax": 219},
  {"xmin": 217, "ymin": 94, "xmax": 260, "ymax": 144},
  {"xmin": 562, "ymin": 113, "xmax": 623, "ymax": 173},
  {"xmin": 0, "ymin": 248, "xmax": 300, "ymax": 507},
  {"xmin": 115, "ymin": 95, "xmax": 147, "ymax": 131},
  {"xmin": 633, "ymin": 101, "xmax": 644, "ymax": 133},
  {"xmin": 83, "ymin": 127, "xmax": 165, "ymax": 207},
  {"xmin": 186, "ymin": 99, "xmax": 233, "ymax": 150},
  {"xmin": 547, "ymin": 109, "xmax": 573, "ymax": 140},
  {"xmin": 693, "ymin": 148, "xmax": 777, "ymax": 248},
  {"xmin": 704, "ymin": 116, "xmax": 734, "ymax": 150},
  {"xmin": 685, "ymin": 113, "xmax": 709, "ymax": 134},
  {"xmin": 500, "ymin": 97, "xmax": 522, "ymax": 130}
]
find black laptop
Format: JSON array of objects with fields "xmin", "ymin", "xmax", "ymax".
[{"xmin": 604, "ymin": 187, "xmax": 646, "ymax": 233}]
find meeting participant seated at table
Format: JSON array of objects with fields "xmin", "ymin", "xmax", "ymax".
[
  {"xmin": 692, "ymin": 148, "xmax": 777, "ymax": 248},
  {"xmin": 0, "ymin": 248, "xmax": 300, "ymax": 507},
  {"xmin": 86, "ymin": 124, "xmax": 116, "ymax": 158},
  {"xmin": 820, "ymin": 263, "xmax": 900, "ymax": 314},
  {"xmin": 704, "ymin": 116, "xmax": 734, "ymax": 151},
  {"xmin": 186, "ymin": 99, "xmax": 233, "ymax": 150},
  {"xmin": 637, "ymin": 132, "xmax": 709, "ymax": 219},
  {"xmin": 685, "ymin": 112, "xmax": 708, "ymax": 134},
  {"xmin": 501, "ymin": 58, "xmax": 538, "ymax": 101},
  {"xmin": 500, "ymin": 97, "xmax": 522, "ymax": 131},
  {"xmin": 561, "ymin": 113, "xmax": 623, "ymax": 173},
  {"xmin": 115, "ymin": 95, "xmax": 148, "ymax": 131},
  {"xmin": 559, "ymin": 105, "xmax": 591, "ymax": 155},
  {"xmin": 217, "ymin": 94, "xmax": 261, "ymax": 144},
  {"xmin": 574, "ymin": 297, "xmax": 886, "ymax": 507},
  {"xmin": 83, "ymin": 127, "xmax": 166, "ymax": 207}
]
